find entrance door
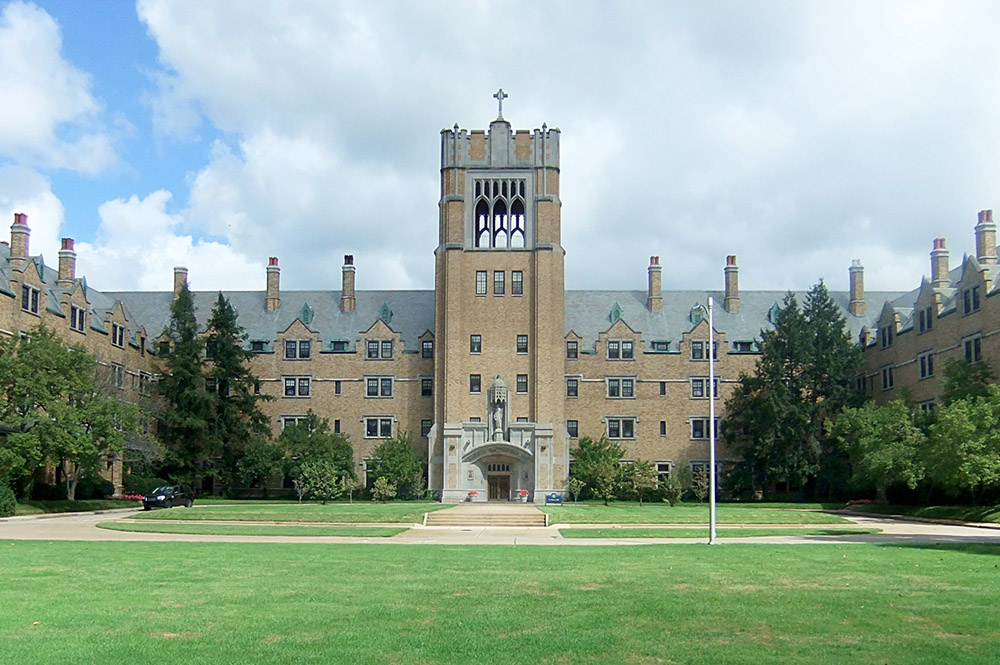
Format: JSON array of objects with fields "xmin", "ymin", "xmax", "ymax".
[{"xmin": 487, "ymin": 475, "xmax": 510, "ymax": 501}]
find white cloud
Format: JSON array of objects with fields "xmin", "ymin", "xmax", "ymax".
[
  {"xmin": 0, "ymin": 1, "xmax": 115, "ymax": 174},
  {"xmin": 75, "ymin": 190, "xmax": 261, "ymax": 291},
  {"xmin": 110, "ymin": 0, "xmax": 1000, "ymax": 297},
  {"xmin": 0, "ymin": 164, "xmax": 65, "ymax": 262}
]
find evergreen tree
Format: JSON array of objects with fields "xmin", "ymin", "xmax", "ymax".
[
  {"xmin": 157, "ymin": 282, "xmax": 214, "ymax": 486},
  {"xmin": 723, "ymin": 282, "xmax": 862, "ymax": 498},
  {"xmin": 204, "ymin": 292, "xmax": 271, "ymax": 489}
]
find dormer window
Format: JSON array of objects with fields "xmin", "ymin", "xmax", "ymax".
[
  {"xmin": 367, "ymin": 339, "xmax": 393, "ymax": 359},
  {"xmin": 250, "ymin": 341, "xmax": 266, "ymax": 353},
  {"xmin": 21, "ymin": 285, "xmax": 39, "ymax": 314},
  {"xmin": 284, "ymin": 340, "xmax": 311, "ymax": 360},
  {"xmin": 331, "ymin": 340, "xmax": 348, "ymax": 352},
  {"xmin": 70, "ymin": 305, "xmax": 86, "ymax": 333},
  {"xmin": 963, "ymin": 286, "xmax": 981, "ymax": 314},
  {"xmin": 112, "ymin": 323, "xmax": 126, "ymax": 348},
  {"xmin": 918, "ymin": 307, "xmax": 934, "ymax": 333},
  {"xmin": 879, "ymin": 326, "xmax": 893, "ymax": 349}
]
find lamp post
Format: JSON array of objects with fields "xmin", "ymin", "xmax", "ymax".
[{"xmin": 708, "ymin": 297, "xmax": 718, "ymax": 544}]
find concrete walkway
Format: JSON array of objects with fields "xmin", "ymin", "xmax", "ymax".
[{"xmin": 3, "ymin": 509, "xmax": 1000, "ymax": 546}]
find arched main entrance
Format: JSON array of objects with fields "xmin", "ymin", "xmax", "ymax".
[{"xmin": 464, "ymin": 442, "xmax": 533, "ymax": 502}]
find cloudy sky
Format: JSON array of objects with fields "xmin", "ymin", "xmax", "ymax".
[{"xmin": 1, "ymin": 0, "xmax": 998, "ymax": 294}]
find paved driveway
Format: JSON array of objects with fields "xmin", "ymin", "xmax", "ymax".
[{"xmin": 2, "ymin": 509, "xmax": 1000, "ymax": 546}]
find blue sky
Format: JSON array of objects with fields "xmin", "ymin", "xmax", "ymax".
[{"xmin": 2, "ymin": 1, "xmax": 999, "ymax": 294}]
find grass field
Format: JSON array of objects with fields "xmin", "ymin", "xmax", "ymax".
[
  {"xmin": 13, "ymin": 499, "xmax": 140, "ymax": 515},
  {"xmin": 845, "ymin": 504, "xmax": 1000, "ymax": 524},
  {"xmin": 2, "ymin": 541, "xmax": 998, "ymax": 664},
  {"xmin": 128, "ymin": 501, "xmax": 446, "ymax": 523},
  {"xmin": 559, "ymin": 526, "xmax": 880, "ymax": 538},
  {"xmin": 541, "ymin": 502, "xmax": 851, "ymax": 524},
  {"xmin": 97, "ymin": 522, "xmax": 408, "ymax": 537}
]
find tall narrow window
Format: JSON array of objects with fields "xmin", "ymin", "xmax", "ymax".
[
  {"xmin": 470, "ymin": 334, "xmax": 482, "ymax": 354},
  {"xmin": 516, "ymin": 334, "xmax": 528, "ymax": 354},
  {"xmin": 511, "ymin": 271, "xmax": 523, "ymax": 295},
  {"xmin": 476, "ymin": 270, "xmax": 487, "ymax": 296},
  {"xmin": 566, "ymin": 341, "xmax": 578, "ymax": 359},
  {"xmin": 494, "ymin": 271, "xmax": 505, "ymax": 295}
]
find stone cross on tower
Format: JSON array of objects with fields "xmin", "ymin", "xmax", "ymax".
[{"xmin": 493, "ymin": 88, "xmax": 508, "ymax": 120}]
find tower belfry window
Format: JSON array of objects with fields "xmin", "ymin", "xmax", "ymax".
[{"xmin": 473, "ymin": 178, "xmax": 528, "ymax": 249}]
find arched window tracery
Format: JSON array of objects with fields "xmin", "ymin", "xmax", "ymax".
[{"xmin": 472, "ymin": 177, "xmax": 529, "ymax": 249}]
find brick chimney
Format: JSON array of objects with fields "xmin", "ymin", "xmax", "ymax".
[
  {"xmin": 341, "ymin": 255, "xmax": 356, "ymax": 313},
  {"xmin": 57, "ymin": 238, "xmax": 77, "ymax": 288},
  {"xmin": 848, "ymin": 259, "xmax": 865, "ymax": 316},
  {"xmin": 265, "ymin": 257, "xmax": 280, "ymax": 312},
  {"xmin": 723, "ymin": 255, "xmax": 740, "ymax": 313},
  {"xmin": 10, "ymin": 212, "xmax": 29, "ymax": 267},
  {"xmin": 646, "ymin": 256, "xmax": 662, "ymax": 312},
  {"xmin": 173, "ymin": 266, "xmax": 188, "ymax": 299},
  {"xmin": 975, "ymin": 209, "xmax": 996, "ymax": 265},
  {"xmin": 930, "ymin": 238, "xmax": 949, "ymax": 288}
]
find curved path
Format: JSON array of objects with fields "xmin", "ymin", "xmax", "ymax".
[{"xmin": 2, "ymin": 509, "xmax": 1000, "ymax": 545}]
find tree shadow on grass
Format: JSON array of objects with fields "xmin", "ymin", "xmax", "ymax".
[{"xmin": 876, "ymin": 541, "xmax": 1000, "ymax": 557}]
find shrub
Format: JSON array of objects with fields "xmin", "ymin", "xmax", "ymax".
[
  {"xmin": 75, "ymin": 476, "xmax": 115, "ymax": 500},
  {"xmin": 123, "ymin": 474, "xmax": 170, "ymax": 496},
  {"xmin": 662, "ymin": 477, "xmax": 683, "ymax": 507},
  {"xmin": 372, "ymin": 476, "xmax": 397, "ymax": 503},
  {"xmin": 31, "ymin": 483, "xmax": 67, "ymax": 501},
  {"xmin": 0, "ymin": 481, "xmax": 16, "ymax": 517}
]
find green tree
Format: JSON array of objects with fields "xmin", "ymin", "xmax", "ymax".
[
  {"xmin": 566, "ymin": 477, "xmax": 586, "ymax": 503},
  {"xmin": 369, "ymin": 431, "xmax": 424, "ymax": 499},
  {"xmin": 280, "ymin": 411, "xmax": 355, "ymax": 485},
  {"xmin": 622, "ymin": 460, "xmax": 658, "ymax": 504},
  {"xmin": 157, "ymin": 282, "xmax": 213, "ymax": 485},
  {"xmin": 570, "ymin": 436, "xmax": 624, "ymax": 505},
  {"xmin": 940, "ymin": 358, "xmax": 997, "ymax": 405},
  {"xmin": 0, "ymin": 325, "xmax": 143, "ymax": 499},
  {"xmin": 204, "ymin": 293, "xmax": 272, "ymax": 489},
  {"xmin": 827, "ymin": 400, "xmax": 926, "ymax": 500},
  {"xmin": 295, "ymin": 457, "xmax": 349, "ymax": 504},
  {"xmin": 237, "ymin": 436, "xmax": 285, "ymax": 496},
  {"xmin": 926, "ymin": 386, "xmax": 1000, "ymax": 502},
  {"xmin": 371, "ymin": 476, "xmax": 397, "ymax": 503},
  {"xmin": 723, "ymin": 282, "xmax": 862, "ymax": 498}
]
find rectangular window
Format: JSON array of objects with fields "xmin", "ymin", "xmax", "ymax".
[
  {"xmin": 516, "ymin": 374, "xmax": 528, "ymax": 393},
  {"xmin": 422, "ymin": 378, "xmax": 433, "ymax": 397},
  {"xmin": 422, "ymin": 340, "xmax": 434, "ymax": 358},
  {"xmin": 880, "ymin": 326, "xmax": 893, "ymax": 349},
  {"xmin": 365, "ymin": 417, "xmax": 393, "ymax": 438},
  {"xmin": 621, "ymin": 341, "xmax": 634, "ymax": 359},
  {"xmin": 284, "ymin": 376, "xmax": 311, "ymax": 397},
  {"xmin": 691, "ymin": 341, "xmax": 704, "ymax": 360},
  {"xmin": 690, "ymin": 378, "xmax": 719, "ymax": 399},
  {"xmin": 606, "ymin": 417, "xmax": 635, "ymax": 439},
  {"xmin": 566, "ymin": 378, "xmax": 578, "ymax": 398},
  {"xmin": 284, "ymin": 340, "xmax": 296, "ymax": 359},
  {"xmin": 138, "ymin": 372, "xmax": 152, "ymax": 396},
  {"xmin": 918, "ymin": 351, "xmax": 934, "ymax": 379},
  {"xmin": 284, "ymin": 340, "xmax": 311, "ymax": 359},
  {"xmin": 511, "ymin": 270, "xmax": 523, "ymax": 295},
  {"xmin": 476, "ymin": 270, "xmax": 487, "ymax": 296},
  {"xmin": 334, "ymin": 380, "xmax": 342, "ymax": 395},
  {"xmin": 655, "ymin": 462, "xmax": 672, "ymax": 482},
  {"xmin": 964, "ymin": 336, "xmax": 982, "ymax": 363},
  {"xmin": 659, "ymin": 381, "xmax": 666, "ymax": 396},
  {"xmin": 159, "ymin": 340, "xmax": 170, "ymax": 356},
  {"xmin": 112, "ymin": 323, "xmax": 126, "ymax": 348},
  {"xmin": 253, "ymin": 380, "xmax": 260, "ymax": 396},
  {"xmin": 880, "ymin": 366, "xmax": 894, "ymax": 391},
  {"xmin": 421, "ymin": 420, "xmax": 433, "ymax": 438},
  {"xmin": 607, "ymin": 340, "xmax": 620, "ymax": 359},
  {"xmin": 381, "ymin": 340, "xmax": 393, "ymax": 359},
  {"xmin": 963, "ymin": 286, "xmax": 981, "ymax": 314},
  {"xmin": 566, "ymin": 341, "xmax": 578, "ymax": 359},
  {"xmin": 367, "ymin": 340, "xmax": 380, "ymax": 359},
  {"xmin": 918, "ymin": 307, "xmax": 934, "ymax": 333},
  {"xmin": 70, "ymin": 305, "xmax": 86, "ymax": 332},
  {"xmin": 516, "ymin": 334, "xmax": 528, "ymax": 354},
  {"xmin": 470, "ymin": 334, "xmax": 482, "ymax": 354},
  {"xmin": 919, "ymin": 402, "xmax": 935, "ymax": 414},
  {"xmin": 299, "ymin": 340, "xmax": 310, "ymax": 359},
  {"xmin": 567, "ymin": 420, "xmax": 578, "ymax": 438},
  {"xmin": 470, "ymin": 374, "xmax": 481, "ymax": 393},
  {"xmin": 331, "ymin": 340, "xmax": 348, "ymax": 352},
  {"xmin": 334, "ymin": 419, "xmax": 341, "ymax": 433},
  {"xmin": 651, "ymin": 341, "xmax": 669, "ymax": 352},
  {"xmin": 20, "ymin": 285, "xmax": 39, "ymax": 314},
  {"xmin": 367, "ymin": 377, "xmax": 393, "ymax": 397},
  {"xmin": 690, "ymin": 418, "xmax": 720, "ymax": 440},
  {"xmin": 280, "ymin": 415, "xmax": 306, "ymax": 429},
  {"xmin": 494, "ymin": 270, "xmax": 505, "ymax": 295},
  {"xmin": 250, "ymin": 340, "xmax": 265, "ymax": 353},
  {"xmin": 110, "ymin": 363, "xmax": 125, "ymax": 389}
]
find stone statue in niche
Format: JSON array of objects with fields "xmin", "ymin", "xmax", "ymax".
[{"xmin": 488, "ymin": 375, "xmax": 509, "ymax": 442}]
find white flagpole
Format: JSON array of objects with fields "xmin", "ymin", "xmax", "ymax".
[{"xmin": 708, "ymin": 297, "xmax": 717, "ymax": 544}]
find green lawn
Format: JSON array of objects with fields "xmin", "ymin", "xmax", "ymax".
[
  {"xmin": 542, "ymin": 502, "xmax": 851, "ymax": 524},
  {"xmin": 559, "ymin": 526, "xmax": 880, "ymax": 538},
  {"xmin": 97, "ymin": 521, "xmax": 407, "ymax": 537},
  {"xmin": 13, "ymin": 499, "xmax": 140, "ymax": 515},
  {"xmin": 2, "ymin": 541, "xmax": 998, "ymax": 664},
  {"xmin": 128, "ymin": 501, "xmax": 446, "ymax": 524},
  {"xmin": 846, "ymin": 504, "xmax": 1000, "ymax": 524}
]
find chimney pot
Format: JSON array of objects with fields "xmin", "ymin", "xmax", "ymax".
[
  {"xmin": 649, "ymin": 256, "xmax": 659, "ymax": 266},
  {"xmin": 57, "ymin": 237, "xmax": 77, "ymax": 288},
  {"xmin": 344, "ymin": 254, "xmax": 354, "ymax": 266},
  {"xmin": 975, "ymin": 210, "xmax": 997, "ymax": 265},
  {"xmin": 9, "ymin": 212, "xmax": 30, "ymax": 264},
  {"xmin": 724, "ymin": 255, "xmax": 740, "ymax": 312}
]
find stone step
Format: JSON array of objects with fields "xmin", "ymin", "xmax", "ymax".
[{"xmin": 424, "ymin": 512, "xmax": 548, "ymax": 527}]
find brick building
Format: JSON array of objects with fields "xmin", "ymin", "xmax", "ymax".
[{"xmin": 5, "ymin": 106, "xmax": 959, "ymax": 502}]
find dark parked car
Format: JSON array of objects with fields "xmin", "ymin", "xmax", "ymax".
[{"xmin": 142, "ymin": 485, "xmax": 194, "ymax": 510}]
